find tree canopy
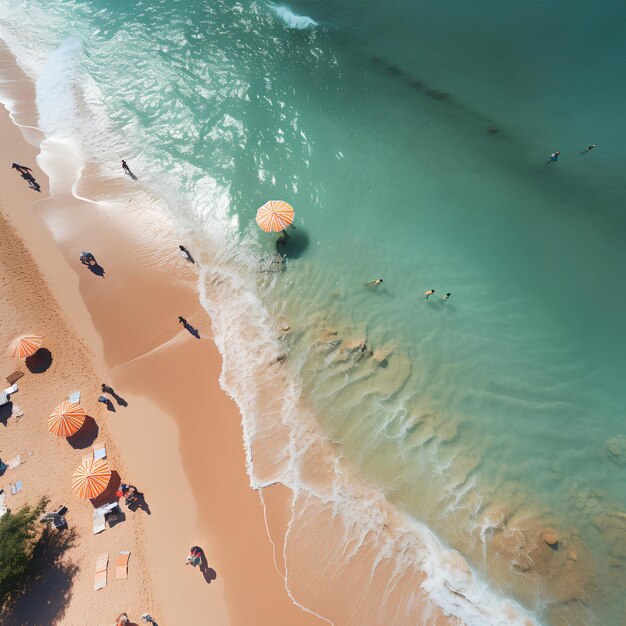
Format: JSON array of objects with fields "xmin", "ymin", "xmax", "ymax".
[{"xmin": 0, "ymin": 498, "xmax": 47, "ymax": 609}]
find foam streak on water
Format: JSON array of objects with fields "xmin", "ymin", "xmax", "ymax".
[{"xmin": 2, "ymin": 0, "xmax": 626, "ymax": 623}]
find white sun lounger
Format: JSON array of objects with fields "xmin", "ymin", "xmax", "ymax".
[
  {"xmin": 68, "ymin": 390, "xmax": 80, "ymax": 403},
  {"xmin": 93, "ymin": 511, "xmax": 106, "ymax": 534},
  {"xmin": 7, "ymin": 455, "xmax": 21, "ymax": 470},
  {"xmin": 93, "ymin": 502, "xmax": 119, "ymax": 534},
  {"xmin": 93, "ymin": 441, "xmax": 106, "ymax": 460},
  {"xmin": 0, "ymin": 385, "xmax": 18, "ymax": 407}
]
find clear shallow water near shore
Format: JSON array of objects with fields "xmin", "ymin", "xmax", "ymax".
[{"xmin": 1, "ymin": 0, "xmax": 626, "ymax": 623}]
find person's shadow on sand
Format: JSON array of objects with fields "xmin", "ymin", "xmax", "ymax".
[
  {"xmin": 128, "ymin": 491, "xmax": 151, "ymax": 515},
  {"xmin": 183, "ymin": 322, "xmax": 200, "ymax": 339},
  {"xmin": 110, "ymin": 391, "xmax": 128, "ymax": 407},
  {"xmin": 198, "ymin": 552, "xmax": 217, "ymax": 584},
  {"xmin": 87, "ymin": 262, "xmax": 105, "ymax": 277}
]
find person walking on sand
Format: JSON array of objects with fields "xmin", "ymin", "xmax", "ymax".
[
  {"xmin": 442, "ymin": 292, "xmax": 451, "ymax": 301},
  {"xmin": 548, "ymin": 151, "xmax": 560, "ymax": 163},
  {"xmin": 178, "ymin": 315, "xmax": 187, "ymax": 325},
  {"xmin": 366, "ymin": 278, "xmax": 383, "ymax": 287},
  {"xmin": 424, "ymin": 289, "xmax": 435, "ymax": 299},
  {"xmin": 581, "ymin": 144, "xmax": 596, "ymax": 154}
]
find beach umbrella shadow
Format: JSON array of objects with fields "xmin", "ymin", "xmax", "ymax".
[
  {"xmin": 66, "ymin": 416, "xmax": 99, "ymax": 449},
  {"xmin": 0, "ymin": 403, "xmax": 12, "ymax": 426},
  {"xmin": 90, "ymin": 470, "xmax": 121, "ymax": 509},
  {"xmin": 276, "ymin": 229, "xmax": 310, "ymax": 260},
  {"xmin": 25, "ymin": 348, "xmax": 53, "ymax": 373}
]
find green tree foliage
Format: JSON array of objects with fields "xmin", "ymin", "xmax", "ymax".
[{"xmin": 0, "ymin": 498, "xmax": 48, "ymax": 608}]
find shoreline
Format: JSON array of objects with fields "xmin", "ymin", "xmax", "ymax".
[{"xmin": 0, "ymin": 46, "xmax": 321, "ymax": 625}]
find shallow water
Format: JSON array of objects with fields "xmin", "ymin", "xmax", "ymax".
[{"xmin": 1, "ymin": 0, "xmax": 625, "ymax": 623}]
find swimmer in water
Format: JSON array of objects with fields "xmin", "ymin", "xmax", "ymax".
[
  {"xmin": 581, "ymin": 144, "xmax": 596, "ymax": 153},
  {"xmin": 366, "ymin": 278, "xmax": 383, "ymax": 287},
  {"xmin": 548, "ymin": 151, "xmax": 560, "ymax": 163},
  {"xmin": 424, "ymin": 289, "xmax": 435, "ymax": 299},
  {"xmin": 443, "ymin": 292, "xmax": 451, "ymax": 301}
]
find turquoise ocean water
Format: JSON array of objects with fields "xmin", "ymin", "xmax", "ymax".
[{"xmin": 1, "ymin": 1, "xmax": 625, "ymax": 623}]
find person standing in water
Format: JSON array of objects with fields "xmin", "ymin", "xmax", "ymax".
[
  {"xmin": 548, "ymin": 151, "xmax": 560, "ymax": 163},
  {"xmin": 424, "ymin": 289, "xmax": 435, "ymax": 299},
  {"xmin": 121, "ymin": 159, "xmax": 138, "ymax": 179},
  {"xmin": 581, "ymin": 144, "xmax": 596, "ymax": 153},
  {"xmin": 366, "ymin": 278, "xmax": 383, "ymax": 287},
  {"xmin": 179, "ymin": 245, "xmax": 194, "ymax": 263}
]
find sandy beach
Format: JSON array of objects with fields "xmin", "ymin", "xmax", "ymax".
[{"xmin": 0, "ymin": 48, "xmax": 321, "ymax": 626}]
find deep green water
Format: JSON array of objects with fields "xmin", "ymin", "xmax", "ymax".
[{"xmin": 1, "ymin": 0, "xmax": 625, "ymax": 623}]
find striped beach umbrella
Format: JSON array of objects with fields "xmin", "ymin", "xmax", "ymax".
[
  {"xmin": 10, "ymin": 334, "xmax": 43, "ymax": 358},
  {"xmin": 48, "ymin": 401, "xmax": 86, "ymax": 437},
  {"xmin": 71, "ymin": 457, "xmax": 111, "ymax": 499},
  {"xmin": 256, "ymin": 200, "xmax": 295, "ymax": 232}
]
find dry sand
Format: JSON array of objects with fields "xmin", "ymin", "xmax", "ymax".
[{"xmin": 0, "ymin": 56, "xmax": 321, "ymax": 626}]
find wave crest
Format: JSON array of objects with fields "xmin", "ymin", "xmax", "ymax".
[{"xmin": 270, "ymin": 4, "xmax": 317, "ymax": 29}]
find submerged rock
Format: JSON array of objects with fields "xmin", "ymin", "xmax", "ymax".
[
  {"xmin": 605, "ymin": 435, "xmax": 626, "ymax": 466},
  {"xmin": 592, "ymin": 510, "xmax": 626, "ymax": 558},
  {"xmin": 541, "ymin": 529, "xmax": 559, "ymax": 547},
  {"xmin": 342, "ymin": 338, "xmax": 367, "ymax": 353}
]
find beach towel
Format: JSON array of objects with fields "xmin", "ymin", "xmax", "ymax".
[
  {"xmin": 7, "ymin": 455, "xmax": 21, "ymax": 470},
  {"xmin": 116, "ymin": 551, "xmax": 130, "ymax": 579},
  {"xmin": 93, "ymin": 441, "xmax": 106, "ymax": 461},
  {"xmin": 94, "ymin": 553, "xmax": 108, "ymax": 590},
  {"xmin": 10, "ymin": 481, "xmax": 22, "ymax": 495},
  {"xmin": 6, "ymin": 370, "xmax": 24, "ymax": 385},
  {"xmin": 68, "ymin": 390, "xmax": 80, "ymax": 403},
  {"xmin": 93, "ymin": 511, "xmax": 106, "ymax": 535}
]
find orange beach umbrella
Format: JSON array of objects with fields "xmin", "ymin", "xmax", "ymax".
[
  {"xmin": 71, "ymin": 457, "xmax": 111, "ymax": 499},
  {"xmin": 48, "ymin": 401, "xmax": 86, "ymax": 437},
  {"xmin": 256, "ymin": 200, "xmax": 295, "ymax": 232},
  {"xmin": 10, "ymin": 334, "xmax": 43, "ymax": 358}
]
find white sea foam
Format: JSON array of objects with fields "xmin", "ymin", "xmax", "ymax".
[{"xmin": 270, "ymin": 4, "xmax": 318, "ymax": 29}]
